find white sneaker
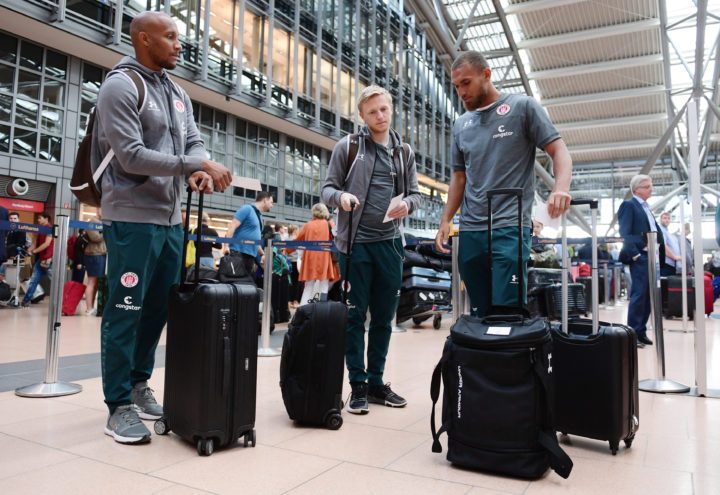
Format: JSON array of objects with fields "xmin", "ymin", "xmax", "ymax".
[{"xmin": 86, "ymin": 308, "xmax": 97, "ymax": 316}]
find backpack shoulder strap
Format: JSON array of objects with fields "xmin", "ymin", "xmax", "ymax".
[
  {"xmin": 344, "ymin": 134, "xmax": 360, "ymax": 185},
  {"xmin": 107, "ymin": 68, "xmax": 146, "ymax": 112},
  {"xmin": 531, "ymin": 350, "xmax": 573, "ymax": 479},
  {"xmin": 91, "ymin": 69, "xmax": 146, "ymax": 184}
]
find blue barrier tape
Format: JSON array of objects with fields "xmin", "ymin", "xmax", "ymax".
[
  {"xmin": 532, "ymin": 235, "xmax": 643, "ymax": 246},
  {"xmin": 68, "ymin": 219, "xmax": 104, "ymax": 231},
  {"xmin": 184, "ymin": 236, "xmax": 438, "ymax": 252},
  {"xmin": 0, "ymin": 220, "xmax": 52, "ymax": 235}
]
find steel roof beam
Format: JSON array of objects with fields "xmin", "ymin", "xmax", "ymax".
[
  {"xmin": 504, "ymin": 0, "xmax": 588, "ymax": 16},
  {"xmin": 540, "ymin": 85, "xmax": 666, "ymax": 107},
  {"xmin": 517, "ymin": 19, "xmax": 660, "ymax": 50},
  {"xmin": 605, "ymin": 98, "xmax": 690, "ymax": 234},
  {"xmin": 659, "ymin": 0, "xmax": 681, "ymax": 182},
  {"xmin": 453, "ymin": 0, "xmax": 483, "ymax": 51},
  {"xmin": 555, "ymin": 113, "xmax": 667, "ymax": 131},
  {"xmin": 568, "ymin": 139, "xmax": 662, "ymax": 154},
  {"xmin": 694, "ymin": 0, "xmax": 708, "ymax": 96},
  {"xmin": 528, "ymin": 54, "xmax": 663, "ymax": 80},
  {"xmin": 491, "ymin": 0, "xmax": 532, "ymax": 96}
]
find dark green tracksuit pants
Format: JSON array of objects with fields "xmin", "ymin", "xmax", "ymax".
[
  {"xmin": 458, "ymin": 227, "xmax": 531, "ymax": 317},
  {"xmin": 101, "ymin": 222, "xmax": 182, "ymax": 413},
  {"xmin": 338, "ymin": 238, "xmax": 403, "ymax": 386}
]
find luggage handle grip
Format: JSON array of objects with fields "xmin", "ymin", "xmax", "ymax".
[{"xmin": 570, "ymin": 198, "xmax": 598, "ymax": 209}]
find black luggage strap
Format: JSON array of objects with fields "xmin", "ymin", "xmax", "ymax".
[
  {"xmin": 531, "ymin": 350, "xmax": 573, "ymax": 479},
  {"xmin": 430, "ymin": 359, "xmax": 446, "ymax": 453}
]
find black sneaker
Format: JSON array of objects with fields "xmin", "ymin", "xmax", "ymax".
[
  {"xmin": 368, "ymin": 383, "xmax": 407, "ymax": 408},
  {"xmin": 346, "ymin": 382, "xmax": 369, "ymax": 414}
]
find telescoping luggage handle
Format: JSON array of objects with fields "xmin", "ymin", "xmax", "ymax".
[
  {"xmin": 181, "ymin": 183, "xmax": 206, "ymax": 285},
  {"xmin": 486, "ymin": 188, "xmax": 527, "ymax": 317},
  {"xmin": 341, "ymin": 199, "xmax": 357, "ymax": 304},
  {"xmin": 560, "ymin": 198, "xmax": 599, "ymax": 334}
]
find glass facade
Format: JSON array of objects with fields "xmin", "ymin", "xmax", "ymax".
[
  {"xmin": 0, "ymin": 33, "xmax": 67, "ymax": 162},
  {"xmin": 0, "ymin": 0, "xmax": 461, "ymax": 229}
]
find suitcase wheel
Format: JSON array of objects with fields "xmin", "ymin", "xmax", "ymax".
[
  {"xmin": 624, "ymin": 436, "xmax": 634, "ymax": 449},
  {"xmin": 243, "ymin": 429, "xmax": 256, "ymax": 448},
  {"xmin": 433, "ymin": 314, "xmax": 442, "ymax": 330},
  {"xmin": 609, "ymin": 440, "xmax": 619, "ymax": 455},
  {"xmin": 153, "ymin": 418, "xmax": 169, "ymax": 436},
  {"xmin": 325, "ymin": 413, "xmax": 343, "ymax": 430},
  {"xmin": 197, "ymin": 438, "xmax": 215, "ymax": 456}
]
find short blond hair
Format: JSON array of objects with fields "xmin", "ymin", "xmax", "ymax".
[
  {"xmin": 357, "ymin": 85, "xmax": 392, "ymax": 112},
  {"xmin": 311, "ymin": 203, "xmax": 330, "ymax": 220}
]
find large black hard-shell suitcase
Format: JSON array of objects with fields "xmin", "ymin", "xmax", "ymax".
[
  {"xmin": 155, "ymin": 188, "xmax": 259, "ymax": 456},
  {"xmin": 280, "ymin": 298, "xmax": 347, "ymax": 428},
  {"xmin": 551, "ymin": 198, "xmax": 639, "ymax": 455},
  {"xmin": 551, "ymin": 320, "xmax": 638, "ymax": 454}
]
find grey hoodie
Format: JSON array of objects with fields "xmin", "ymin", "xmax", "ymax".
[
  {"xmin": 92, "ymin": 56, "xmax": 206, "ymax": 226},
  {"xmin": 321, "ymin": 127, "xmax": 421, "ymax": 254}
]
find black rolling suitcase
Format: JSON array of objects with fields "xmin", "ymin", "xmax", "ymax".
[
  {"xmin": 430, "ymin": 188, "xmax": 572, "ymax": 479},
  {"xmin": 662, "ymin": 276, "xmax": 695, "ymax": 319},
  {"xmin": 543, "ymin": 282, "xmax": 587, "ymax": 319},
  {"xmin": 155, "ymin": 188, "xmax": 259, "ymax": 456},
  {"xmin": 551, "ymin": 198, "xmax": 639, "ymax": 455},
  {"xmin": 279, "ymin": 202, "xmax": 355, "ymax": 429}
]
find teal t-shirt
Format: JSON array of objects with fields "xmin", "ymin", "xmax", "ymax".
[{"xmin": 452, "ymin": 93, "xmax": 560, "ymax": 232}]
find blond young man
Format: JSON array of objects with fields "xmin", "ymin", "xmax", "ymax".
[{"xmin": 322, "ymin": 86, "xmax": 421, "ymax": 414}]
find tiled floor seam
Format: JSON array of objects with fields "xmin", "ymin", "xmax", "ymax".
[
  {"xmin": 278, "ymin": 460, "xmax": 344, "ymax": 494},
  {"xmin": 0, "ymin": 455, "xmax": 79, "ymax": 483},
  {"xmin": 271, "ymin": 432, "xmax": 427, "ymax": 470}
]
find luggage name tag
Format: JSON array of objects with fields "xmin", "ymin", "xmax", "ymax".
[{"xmin": 486, "ymin": 326, "xmax": 512, "ymax": 336}]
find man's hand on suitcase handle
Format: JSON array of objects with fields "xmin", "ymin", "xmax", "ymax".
[
  {"xmin": 340, "ymin": 193, "xmax": 359, "ymax": 212},
  {"xmin": 187, "ymin": 171, "xmax": 214, "ymax": 194},
  {"xmin": 547, "ymin": 189, "xmax": 572, "ymax": 218},
  {"xmin": 201, "ymin": 159, "xmax": 232, "ymax": 192}
]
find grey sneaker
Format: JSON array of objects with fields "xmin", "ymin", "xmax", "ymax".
[
  {"xmin": 104, "ymin": 405, "xmax": 151, "ymax": 444},
  {"xmin": 131, "ymin": 381, "xmax": 163, "ymax": 420}
]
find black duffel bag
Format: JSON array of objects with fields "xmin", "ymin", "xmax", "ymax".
[
  {"xmin": 217, "ymin": 253, "xmax": 255, "ymax": 285},
  {"xmin": 402, "ymin": 248, "xmax": 452, "ymax": 272},
  {"xmin": 430, "ymin": 313, "xmax": 572, "ymax": 479}
]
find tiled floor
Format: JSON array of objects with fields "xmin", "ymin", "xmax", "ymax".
[{"xmin": 1, "ymin": 297, "xmax": 719, "ymax": 494}]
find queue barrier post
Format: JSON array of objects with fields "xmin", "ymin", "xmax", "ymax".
[
  {"xmin": 15, "ymin": 215, "xmax": 83, "ymax": 398},
  {"xmin": 258, "ymin": 238, "xmax": 280, "ymax": 357},
  {"xmin": 638, "ymin": 231, "xmax": 690, "ymax": 394}
]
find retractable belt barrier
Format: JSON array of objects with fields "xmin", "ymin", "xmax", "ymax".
[{"xmin": 3, "ymin": 216, "xmax": 440, "ymax": 375}]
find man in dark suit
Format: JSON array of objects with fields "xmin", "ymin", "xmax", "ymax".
[{"xmin": 618, "ymin": 174, "xmax": 665, "ymax": 346}]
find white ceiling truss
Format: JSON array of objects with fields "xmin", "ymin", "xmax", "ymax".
[{"xmin": 414, "ymin": 0, "xmax": 720, "ymax": 229}]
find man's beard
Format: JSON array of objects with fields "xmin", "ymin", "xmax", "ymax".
[{"xmin": 463, "ymin": 89, "xmax": 487, "ymax": 111}]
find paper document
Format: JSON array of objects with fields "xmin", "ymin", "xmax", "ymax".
[
  {"xmin": 534, "ymin": 199, "xmax": 561, "ymax": 231},
  {"xmin": 383, "ymin": 194, "xmax": 405, "ymax": 223},
  {"xmin": 231, "ymin": 175, "xmax": 262, "ymax": 191}
]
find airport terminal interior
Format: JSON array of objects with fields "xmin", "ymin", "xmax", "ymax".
[{"xmin": 2, "ymin": 0, "xmax": 720, "ymax": 493}]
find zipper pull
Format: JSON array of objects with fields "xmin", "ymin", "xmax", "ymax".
[{"xmin": 529, "ymin": 347, "xmax": 536, "ymax": 364}]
